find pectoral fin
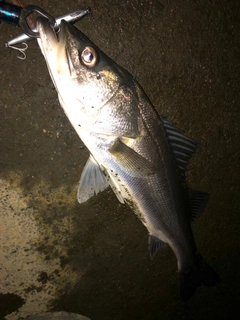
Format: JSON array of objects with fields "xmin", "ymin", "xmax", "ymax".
[
  {"xmin": 109, "ymin": 139, "xmax": 157, "ymax": 177},
  {"xmin": 78, "ymin": 155, "xmax": 109, "ymax": 203}
]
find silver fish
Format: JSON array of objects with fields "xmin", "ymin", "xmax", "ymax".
[{"xmin": 36, "ymin": 17, "xmax": 220, "ymax": 300}]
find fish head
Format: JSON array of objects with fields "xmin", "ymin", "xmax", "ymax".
[{"xmin": 37, "ymin": 17, "xmax": 140, "ymax": 137}]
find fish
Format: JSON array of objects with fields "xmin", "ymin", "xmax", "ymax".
[{"xmin": 36, "ymin": 17, "xmax": 220, "ymax": 300}]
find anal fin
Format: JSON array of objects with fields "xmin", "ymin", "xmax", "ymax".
[{"xmin": 149, "ymin": 235, "xmax": 168, "ymax": 259}]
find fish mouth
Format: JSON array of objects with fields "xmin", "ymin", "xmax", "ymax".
[{"xmin": 37, "ymin": 17, "xmax": 73, "ymax": 76}]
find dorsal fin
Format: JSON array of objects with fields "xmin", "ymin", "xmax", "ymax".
[
  {"xmin": 162, "ymin": 119, "xmax": 198, "ymax": 179},
  {"xmin": 188, "ymin": 188, "xmax": 209, "ymax": 221}
]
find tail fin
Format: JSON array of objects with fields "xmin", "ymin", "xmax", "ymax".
[{"xmin": 179, "ymin": 253, "xmax": 220, "ymax": 301}]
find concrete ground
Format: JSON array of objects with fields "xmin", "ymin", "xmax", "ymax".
[{"xmin": 0, "ymin": 0, "xmax": 239, "ymax": 319}]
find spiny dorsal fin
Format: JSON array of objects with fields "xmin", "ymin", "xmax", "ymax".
[
  {"xmin": 78, "ymin": 155, "xmax": 109, "ymax": 203},
  {"xmin": 188, "ymin": 188, "xmax": 209, "ymax": 221},
  {"xmin": 162, "ymin": 119, "xmax": 198, "ymax": 179}
]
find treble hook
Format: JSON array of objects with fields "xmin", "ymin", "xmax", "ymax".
[{"xmin": 6, "ymin": 42, "xmax": 28, "ymax": 59}]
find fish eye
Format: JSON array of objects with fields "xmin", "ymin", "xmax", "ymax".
[{"xmin": 81, "ymin": 46, "xmax": 98, "ymax": 67}]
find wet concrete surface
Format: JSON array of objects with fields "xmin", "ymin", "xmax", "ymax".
[{"xmin": 0, "ymin": 0, "xmax": 239, "ymax": 319}]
